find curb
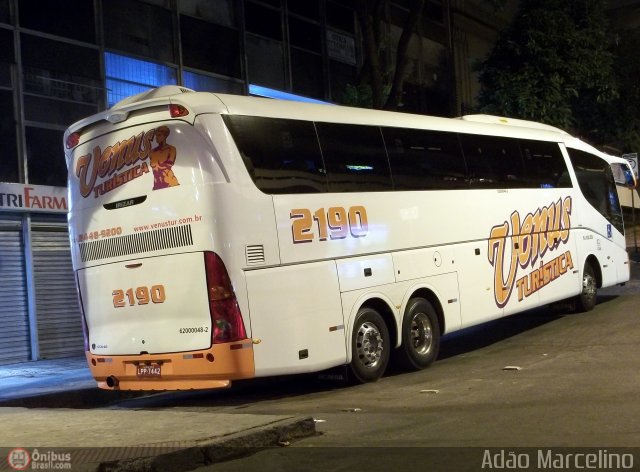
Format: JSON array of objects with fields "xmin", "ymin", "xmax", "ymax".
[{"xmin": 75, "ymin": 416, "xmax": 317, "ymax": 472}]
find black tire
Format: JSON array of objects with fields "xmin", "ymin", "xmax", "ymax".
[
  {"xmin": 349, "ymin": 307, "xmax": 390, "ymax": 383},
  {"xmin": 396, "ymin": 298, "xmax": 440, "ymax": 371},
  {"xmin": 575, "ymin": 263, "xmax": 597, "ymax": 312}
]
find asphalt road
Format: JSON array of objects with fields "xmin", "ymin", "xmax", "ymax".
[{"xmin": 110, "ymin": 262, "xmax": 640, "ymax": 471}]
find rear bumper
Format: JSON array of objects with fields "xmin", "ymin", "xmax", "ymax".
[{"xmin": 86, "ymin": 340, "xmax": 255, "ymax": 390}]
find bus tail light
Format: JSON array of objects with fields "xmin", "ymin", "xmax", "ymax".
[
  {"xmin": 204, "ymin": 251, "xmax": 247, "ymax": 344},
  {"xmin": 66, "ymin": 132, "xmax": 81, "ymax": 149},
  {"xmin": 169, "ymin": 104, "xmax": 189, "ymax": 118}
]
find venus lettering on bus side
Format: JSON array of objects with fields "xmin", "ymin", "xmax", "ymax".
[
  {"xmin": 487, "ymin": 196, "xmax": 572, "ymax": 308},
  {"xmin": 290, "ymin": 205, "xmax": 368, "ymax": 243}
]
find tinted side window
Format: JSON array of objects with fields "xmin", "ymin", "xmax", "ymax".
[
  {"xmin": 315, "ymin": 123, "xmax": 392, "ymax": 192},
  {"xmin": 567, "ymin": 148, "xmax": 623, "ymax": 234},
  {"xmin": 223, "ymin": 115, "xmax": 327, "ymax": 194},
  {"xmin": 460, "ymin": 135, "xmax": 524, "ymax": 188},
  {"xmin": 520, "ymin": 140, "xmax": 571, "ymax": 188},
  {"xmin": 383, "ymin": 127, "xmax": 466, "ymax": 190}
]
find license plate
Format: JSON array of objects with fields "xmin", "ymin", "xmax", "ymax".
[{"xmin": 137, "ymin": 364, "xmax": 161, "ymax": 377}]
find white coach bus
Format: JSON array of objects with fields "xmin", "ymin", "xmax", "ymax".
[{"xmin": 64, "ymin": 86, "xmax": 635, "ymax": 390}]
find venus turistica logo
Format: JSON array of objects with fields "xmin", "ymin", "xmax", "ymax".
[
  {"xmin": 487, "ymin": 196, "xmax": 573, "ymax": 308},
  {"xmin": 74, "ymin": 126, "xmax": 180, "ymax": 199}
]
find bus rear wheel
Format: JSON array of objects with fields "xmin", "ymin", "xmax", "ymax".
[
  {"xmin": 396, "ymin": 298, "xmax": 440, "ymax": 371},
  {"xmin": 349, "ymin": 307, "xmax": 390, "ymax": 383},
  {"xmin": 575, "ymin": 263, "xmax": 597, "ymax": 312}
]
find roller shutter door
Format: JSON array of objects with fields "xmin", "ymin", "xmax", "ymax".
[
  {"xmin": 0, "ymin": 227, "xmax": 30, "ymax": 364},
  {"xmin": 32, "ymin": 229, "xmax": 84, "ymax": 358}
]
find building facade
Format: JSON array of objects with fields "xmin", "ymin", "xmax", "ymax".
[
  {"xmin": 0, "ymin": 0, "xmax": 514, "ymax": 364},
  {"xmin": 450, "ymin": 0, "xmax": 519, "ymax": 115}
]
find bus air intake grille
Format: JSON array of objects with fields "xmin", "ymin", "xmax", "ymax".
[
  {"xmin": 79, "ymin": 224, "xmax": 194, "ymax": 262},
  {"xmin": 246, "ymin": 245, "xmax": 265, "ymax": 265}
]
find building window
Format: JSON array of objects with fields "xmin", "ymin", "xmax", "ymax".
[
  {"xmin": 287, "ymin": 0, "xmax": 320, "ymax": 21},
  {"xmin": 326, "ymin": 1, "xmax": 355, "ymax": 34},
  {"xmin": 178, "ymin": 0, "xmax": 235, "ymax": 28},
  {"xmin": 329, "ymin": 59, "xmax": 357, "ymax": 103},
  {"xmin": 425, "ymin": 0, "xmax": 444, "ymax": 24},
  {"xmin": 21, "ymin": 34, "xmax": 101, "ymax": 125},
  {"xmin": 291, "ymin": 48, "xmax": 323, "ymax": 99},
  {"xmin": 288, "ymin": 16, "xmax": 321, "ymax": 52},
  {"xmin": 26, "ymin": 127, "xmax": 66, "ymax": 187},
  {"xmin": 0, "ymin": 90, "xmax": 18, "ymax": 182},
  {"xmin": 21, "ymin": 35, "xmax": 101, "ymax": 105},
  {"xmin": 248, "ymin": 84, "xmax": 328, "ymax": 104},
  {"xmin": 246, "ymin": 34, "xmax": 285, "ymax": 90},
  {"xmin": 183, "ymin": 71, "xmax": 244, "ymax": 94},
  {"xmin": 103, "ymin": 0, "xmax": 175, "ymax": 63},
  {"xmin": 0, "ymin": 28, "xmax": 13, "ymax": 88},
  {"xmin": 180, "ymin": 15, "xmax": 241, "ymax": 78},
  {"xmin": 19, "ymin": 0, "xmax": 95, "ymax": 43},
  {"xmin": 23, "ymin": 95, "xmax": 97, "ymax": 126},
  {"xmin": 104, "ymin": 52, "xmax": 177, "ymax": 107},
  {"xmin": 245, "ymin": 1, "xmax": 282, "ymax": 41},
  {"xmin": 0, "ymin": 0, "xmax": 10, "ymax": 24}
]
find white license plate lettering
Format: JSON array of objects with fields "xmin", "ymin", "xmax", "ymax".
[{"xmin": 137, "ymin": 365, "xmax": 161, "ymax": 377}]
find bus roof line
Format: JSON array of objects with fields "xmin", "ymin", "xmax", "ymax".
[{"xmin": 458, "ymin": 114, "xmax": 570, "ymax": 135}]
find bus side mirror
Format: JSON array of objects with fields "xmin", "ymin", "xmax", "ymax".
[
  {"xmin": 612, "ymin": 163, "xmax": 637, "ymax": 189},
  {"xmin": 623, "ymin": 166, "xmax": 637, "ymax": 189}
]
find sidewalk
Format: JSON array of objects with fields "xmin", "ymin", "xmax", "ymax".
[
  {"xmin": 0, "ymin": 356, "xmax": 94, "ymax": 404},
  {"xmin": 0, "ymin": 357, "xmax": 315, "ymax": 471}
]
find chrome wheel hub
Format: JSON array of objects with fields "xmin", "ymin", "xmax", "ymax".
[
  {"xmin": 356, "ymin": 321, "xmax": 384, "ymax": 369},
  {"xmin": 583, "ymin": 273, "xmax": 596, "ymax": 298},
  {"xmin": 410, "ymin": 312, "xmax": 433, "ymax": 355}
]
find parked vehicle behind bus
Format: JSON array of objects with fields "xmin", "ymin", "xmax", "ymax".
[{"xmin": 64, "ymin": 86, "xmax": 636, "ymax": 390}]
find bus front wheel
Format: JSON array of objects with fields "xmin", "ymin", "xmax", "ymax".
[
  {"xmin": 396, "ymin": 298, "xmax": 440, "ymax": 371},
  {"xmin": 349, "ymin": 307, "xmax": 390, "ymax": 383},
  {"xmin": 576, "ymin": 263, "xmax": 597, "ymax": 312}
]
